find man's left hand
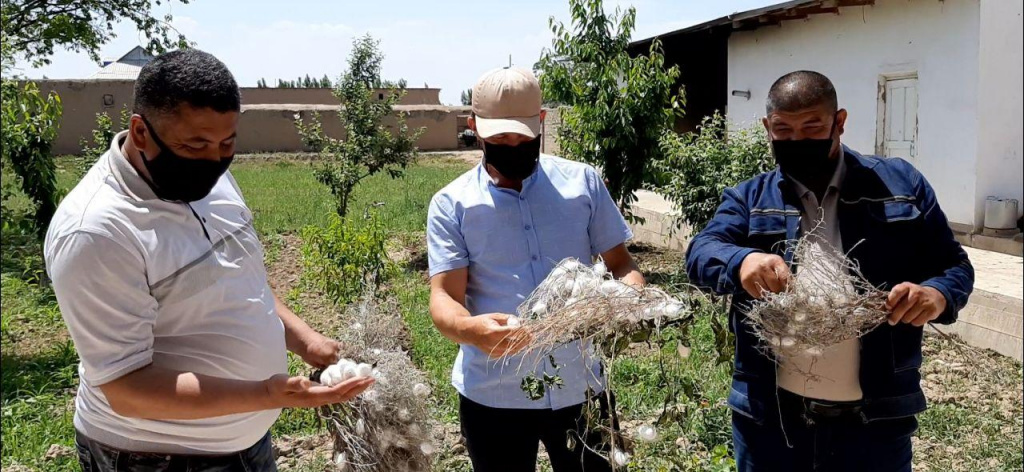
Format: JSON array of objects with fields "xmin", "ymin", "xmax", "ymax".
[
  {"xmin": 296, "ymin": 332, "xmax": 341, "ymax": 368},
  {"xmin": 886, "ymin": 283, "xmax": 947, "ymax": 327}
]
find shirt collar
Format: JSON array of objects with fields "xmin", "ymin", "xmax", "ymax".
[
  {"xmin": 477, "ymin": 155, "xmax": 542, "ymax": 194},
  {"xmin": 108, "ymin": 130, "xmax": 159, "ymax": 201},
  {"xmin": 790, "ymin": 149, "xmax": 848, "ymax": 199}
]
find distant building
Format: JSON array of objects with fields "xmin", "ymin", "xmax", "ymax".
[
  {"xmin": 88, "ymin": 46, "xmax": 156, "ymax": 80},
  {"xmin": 631, "ymin": 0, "xmax": 1023, "ymax": 240}
]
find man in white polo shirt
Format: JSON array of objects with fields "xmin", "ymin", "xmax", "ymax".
[{"xmin": 44, "ymin": 49, "xmax": 373, "ymax": 471}]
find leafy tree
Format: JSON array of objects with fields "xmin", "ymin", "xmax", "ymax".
[
  {"xmin": 536, "ymin": 0, "xmax": 682, "ymax": 218},
  {"xmin": 320, "ymin": 74, "xmax": 332, "ymax": 88},
  {"xmin": 656, "ymin": 112, "xmax": 773, "ymax": 235},
  {"xmin": 1, "ymin": 79, "xmax": 62, "ymax": 237},
  {"xmin": 460, "ymin": 88, "xmax": 472, "ymax": 106},
  {"xmin": 295, "ymin": 34, "xmax": 422, "ymax": 217},
  {"xmin": 1, "ymin": 0, "xmax": 193, "ymax": 67},
  {"xmin": 80, "ymin": 105, "xmax": 132, "ymax": 161}
]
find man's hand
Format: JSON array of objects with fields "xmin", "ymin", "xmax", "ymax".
[
  {"xmin": 460, "ymin": 314, "xmax": 529, "ymax": 359},
  {"xmin": 739, "ymin": 253, "xmax": 791, "ymax": 299},
  {"xmin": 295, "ymin": 331, "xmax": 341, "ymax": 369},
  {"xmin": 886, "ymin": 283, "xmax": 947, "ymax": 327},
  {"xmin": 265, "ymin": 374, "xmax": 374, "ymax": 409}
]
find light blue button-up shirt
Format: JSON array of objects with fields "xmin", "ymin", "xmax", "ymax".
[{"xmin": 427, "ymin": 155, "xmax": 633, "ymax": 410}]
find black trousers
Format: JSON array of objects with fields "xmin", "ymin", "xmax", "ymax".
[
  {"xmin": 75, "ymin": 430, "xmax": 276, "ymax": 472},
  {"xmin": 459, "ymin": 394, "xmax": 617, "ymax": 472}
]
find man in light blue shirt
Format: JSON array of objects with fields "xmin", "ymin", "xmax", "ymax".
[{"xmin": 427, "ymin": 67, "xmax": 645, "ymax": 471}]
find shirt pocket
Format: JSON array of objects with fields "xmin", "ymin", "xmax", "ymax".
[{"xmin": 866, "ymin": 198, "xmax": 922, "ymax": 224}]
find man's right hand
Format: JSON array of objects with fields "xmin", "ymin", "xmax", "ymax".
[
  {"xmin": 460, "ymin": 313, "xmax": 528, "ymax": 358},
  {"xmin": 265, "ymin": 374, "xmax": 374, "ymax": 409},
  {"xmin": 739, "ymin": 253, "xmax": 791, "ymax": 299}
]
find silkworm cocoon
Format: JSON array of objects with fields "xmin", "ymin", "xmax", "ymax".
[
  {"xmin": 593, "ymin": 261, "xmax": 607, "ymax": 277},
  {"xmin": 420, "ymin": 441, "xmax": 436, "ymax": 455},
  {"xmin": 351, "ymin": 322, "xmax": 363, "ymax": 331},
  {"xmin": 661, "ymin": 302, "xmax": 683, "ymax": 317},
  {"xmin": 341, "ymin": 364, "xmax": 358, "ymax": 381},
  {"xmin": 397, "ymin": 408, "xmax": 412, "ymax": 422},
  {"xmin": 323, "ymin": 364, "xmax": 343, "ymax": 386},
  {"xmin": 506, "ymin": 316, "xmax": 521, "ymax": 328},
  {"xmin": 371, "ymin": 348, "xmax": 382, "ymax": 356},
  {"xmin": 805, "ymin": 347, "xmax": 824, "ymax": 356},
  {"xmin": 770, "ymin": 336, "xmax": 782, "ymax": 347},
  {"xmin": 560, "ymin": 259, "xmax": 582, "ymax": 271},
  {"xmin": 355, "ymin": 363, "xmax": 373, "ymax": 378},
  {"xmin": 531, "ymin": 302, "xmax": 548, "ymax": 317},
  {"xmin": 793, "ymin": 312, "xmax": 808, "ymax": 322},
  {"xmin": 611, "ymin": 449, "xmax": 631, "ymax": 467},
  {"xmin": 372, "ymin": 368, "xmax": 382, "ymax": 379},
  {"xmin": 413, "ymin": 383, "xmax": 431, "ymax": 397},
  {"xmin": 600, "ymin": 280, "xmax": 623, "ymax": 296},
  {"xmin": 637, "ymin": 424, "xmax": 658, "ymax": 442},
  {"xmin": 781, "ymin": 336, "xmax": 796, "ymax": 348},
  {"xmin": 562, "ymin": 279, "xmax": 576, "ymax": 295},
  {"xmin": 334, "ymin": 452, "xmax": 347, "ymax": 467},
  {"xmin": 355, "ymin": 418, "xmax": 366, "ymax": 435}
]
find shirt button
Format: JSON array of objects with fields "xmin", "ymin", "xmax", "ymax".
[
  {"xmin": 531, "ymin": 255, "xmax": 539, "ymax": 261},
  {"xmin": 520, "ymin": 195, "xmax": 526, "ymax": 201},
  {"xmin": 525, "ymin": 225, "xmax": 532, "ymax": 230}
]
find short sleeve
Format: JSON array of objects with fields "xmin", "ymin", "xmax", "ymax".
[
  {"xmin": 426, "ymin": 195, "xmax": 470, "ymax": 277},
  {"xmin": 46, "ymin": 231, "xmax": 158, "ymax": 386},
  {"xmin": 585, "ymin": 166, "xmax": 634, "ymax": 255}
]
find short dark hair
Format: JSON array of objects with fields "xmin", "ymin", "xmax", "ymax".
[
  {"xmin": 765, "ymin": 70, "xmax": 837, "ymax": 115},
  {"xmin": 133, "ymin": 49, "xmax": 241, "ymax": 118}
]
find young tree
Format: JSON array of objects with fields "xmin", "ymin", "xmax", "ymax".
[
  {"xmin": 657, "ymin": 113, "xmax": 773, "ymax": 235},
  {"xmin": 1, "ymin": 0, "xmax": 193, "ymax": 66},
  {"xmin": 321, "ymin": 74, "xmax": 332, "ymax": 88},
  {"xmin": 536, "ymin": 0, "xmax": 682, "ymax": 218},
  {"xmin": 295, "ymin": 34, "xmax": 422, "ymax": 217},
  {"xmin": 1, "ymin": 79, "xmax": 62, "ymax": 238},
  {"xmin": 460, "ymin": 88, "xmax": 473, "ymax": 106}
]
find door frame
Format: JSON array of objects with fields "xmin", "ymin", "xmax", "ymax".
[{"xmin": 875, "ymin": 72, "xmax": 919, "ymax": 156}]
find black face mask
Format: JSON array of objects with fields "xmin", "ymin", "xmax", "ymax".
[
  {"xmin": 482, "ymin": 135, "xmax": 541, "ymax": 181},
  {"xmin": 139, "ymin": 116, "xmax": 234, "ymax": 202},
  {"xmin": 771, "ymin": 117, "xmax": 839, "ymax": 192}
]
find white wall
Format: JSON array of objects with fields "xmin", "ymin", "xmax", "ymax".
[
  {"xmin": 976, "ymin": 0, "xmax": 1024, "ymax": 228},
  {"xmin": 726, "ymin": 0, "xmax": 981, "ymax": 227}
]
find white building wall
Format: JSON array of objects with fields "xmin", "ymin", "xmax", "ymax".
[
  {"xmin": 726, "ymin": 0, "xmax": 981, "ymax": 227},
  {"xmin": 976, "ymin": 0, "xmax": 1024, "ymax": 228}
]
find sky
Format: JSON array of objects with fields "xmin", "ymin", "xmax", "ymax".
[{"xmin": 11, "ymin": 0, "xmax": 772, "ymax": 105}]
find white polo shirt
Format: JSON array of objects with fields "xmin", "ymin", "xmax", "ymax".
[{"xmin": 44, "ymin": 131, "xmax": 288, "ymax": 454}]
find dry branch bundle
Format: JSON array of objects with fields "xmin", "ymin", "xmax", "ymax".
[
  {"xmin": 745, "ymin": 231, "xmax": 890, "ymax": 359},
  {"xmin": 316, "ymin": 296, "xmax": 435, "ymax": 471}
]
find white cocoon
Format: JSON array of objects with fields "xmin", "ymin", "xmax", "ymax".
[
  {"xmin": 413, "ymin": 383, "xmax": 431, "ymax": 397},
  {"xmin": 593, "ymin": 261, "xmax": 607, "ymax": 277},
  {"xmin": 531, "ymin": 302, "xmax": 548, "ymax": 317},
  {"xmin": 341, "ymin": 364, "xmax": 358, "ymax": 381},
  {"xmin": 356, "ymin": 363, "xmax": 373, "ymax": 378},
  {"xmin": 611, "ymin": 449, "xmax": 631, "ymax": 467},
  {"xmin": 506, "ymin": 316, "xmax": 521, "ymax": 327},
  {"xmin": 323, "ymin": 364, "xmax": 343, "ymax": 387},
  {"xmin": 637, "ymin": 424, "xmax": 658, "ymax": 442},
  {"xmin": 420, "ymin": 441, "xmax": 436, "ymax": 455}
]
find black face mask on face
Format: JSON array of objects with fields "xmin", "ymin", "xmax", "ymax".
[
  {"xmin": 139, "ymin": 115, "xmax": 234, "ymax": 202},
  {"xmin": 482, "ymin": 135, "xmax": 542, "ymax": 181},
  {"xmin": 771, "ymin": 115, "xmax": 840, "ymax": 192}
]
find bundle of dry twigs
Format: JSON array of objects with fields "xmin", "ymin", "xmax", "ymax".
[
  {"xmin": 510, "ymin": 258, "xmax": 689, "ymax": 357},
  {"xmin": 501, "ymin": 257, "xmax": 690, "ymax": 469},
  {"xmin": 317, "ymin": 296, "xmax": 435, "ymax": 471},
  {"xmin": 745, "ymin": 231, "xmax": 889, "ymax": 359}
]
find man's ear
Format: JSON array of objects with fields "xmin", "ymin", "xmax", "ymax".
[
  {"xmin": 128, "ymin": 115, "xmax": 149, "ymax": 150},
  {"xmin": 467, "ymin": 115, "xmax": 477, "ymax": 133},
  {"xmin": 835, "ymin": 109, "xmax": 848, "ymax": 136},
  {"xmin": 761, "ymin": 116, "xmax": 772, "ymax": 138}
]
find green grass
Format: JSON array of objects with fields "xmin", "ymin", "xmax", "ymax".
[{"xmin": 230, "ymin": 157, "xmax": 470, "ymax": 235}]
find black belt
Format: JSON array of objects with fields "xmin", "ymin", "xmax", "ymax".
[{"xmin": 779, "ymin": 388, "xmax": 865, "ymax": 422}]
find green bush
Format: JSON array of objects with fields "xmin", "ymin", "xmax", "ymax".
[
  {"xmin": 300, "ymin": 210, "xmax": 395, "ymax": 306},
  {"xmin": 1, "ymin": 79, "xmax": 62, "ymax": 239},
  {"xmin": 657, "ymin": 113, "xmax": 773, "ymax": 236},
  {"xmin": 80, "ymin": 106, "xmax": 131, "ymax": 161}
]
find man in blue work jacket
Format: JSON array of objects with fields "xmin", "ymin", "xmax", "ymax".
[{"xmin": 686, "ymin": 70, "xmax": 974, "ymax": 472}]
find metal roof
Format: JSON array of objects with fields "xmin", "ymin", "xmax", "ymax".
[
  {"xmin": 88, "ymin": 62, "xmax": 144, "ymax": 80},
  {"xmin": 631, "ymin": 0, "xmax": 875, "ymax": 46}
]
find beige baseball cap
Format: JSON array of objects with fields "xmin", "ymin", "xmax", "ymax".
[{"xmin": 472, "ymin": 67, "xmax": 542, "ymax": 139}]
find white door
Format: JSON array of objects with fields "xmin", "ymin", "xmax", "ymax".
[{"xmin": 882, "ymin": 77, "xmax": 919, "ymax": 162}]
